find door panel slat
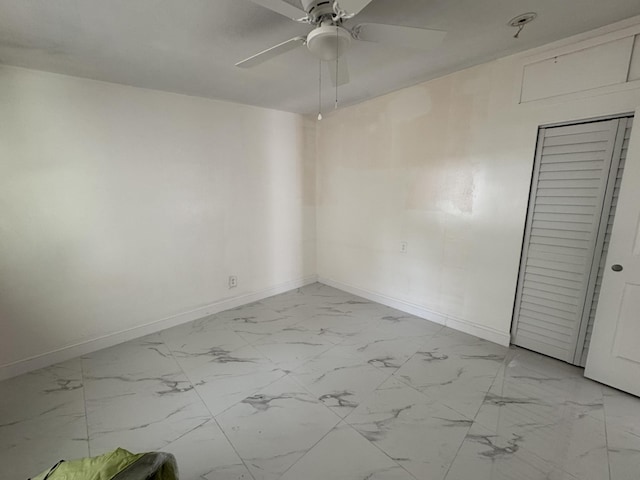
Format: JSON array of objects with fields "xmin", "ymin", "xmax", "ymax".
[
  {"xmin": 540, "ymin": 160, "xmax": 604, "ymax": 172},
  {"xmin": 520, "ymin": 301, "xmax": 576, "ymax": 321},
  {"xmin": 524, "ymin": 272, "xmax": 583, "ymax": 290},
  {"xmin": 542, "ymin": 143, "xmax": 608, "ymax": 156}
]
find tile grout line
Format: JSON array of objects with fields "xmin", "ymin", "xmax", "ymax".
[
  {"xmin": 159, "ymin": 417, "xmax": 214, "ymax": 450},
  {"xmin": 286, "ymin": 338, "xmax": 400, "ymax": 419},
  {"xmin": 601, "ymin": 387, "xmax": 614, "ymax": 480},
  {"xmin": 7, "ymin": 283, "xmax": 627, "ymax": 480},
  {"xmin": 346, "ymin": 328, "xmax": 484, "ymax": 480},
  {"xmin": 286, "ymin": 371, "xmax": 345, "ymax": 417},
  {"xmin": 210, "ymin": 368, "xmax": 289, "ymax": 419},
  {"xmin": 342, "ymin": 421, "xmax": 421, "ymax": 480},
  {"xmin": 79, "ymin": 356, "xmax": 91, "ymax": 458},
  {"xmin": 158, "ymin": 301, "xmax": 366, "ymax": 479},
  {"xmin": 282, "ymin": 370, "xmax": 355, "ymax": 469},
  {"xmin": 158, "ymin": 333, "xmax": 259, "ymax": 480},
  {"xmin": 441, "ymin": 346, "xmax": 512, "ymax": 480},
  {"xmin": 279, "ymin": 342, "xmax": 408, "ymax": 478},
  {"xmin": 172, "ymin": 321, "xmax": 292, "ymax": 421},
  {"xmin": 165, "ymin": 308, "xmax": 292, "ymax": 419},
  {"xmin": 273, "ymin": 417, "xmax": 344, "ymax": 479},
  {"xmin": 281, "ymin": 336, "xmax": 435, "ymax": 480},
  {"xmin": 168, "ymin": 290, "xmax": 500, "ymax": 480}
]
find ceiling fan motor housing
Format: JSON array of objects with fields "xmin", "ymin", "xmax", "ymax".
[
  {"xmin": 301, "ymin": 0, "xmax": 335, "ymax": 21},
  {"xmin": 306, "ymin": 25, "xmax": 351, "ymax": 61}
]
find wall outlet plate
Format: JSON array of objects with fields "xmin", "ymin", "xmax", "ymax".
[
  {"xmin": 400, "ymin": 242, "xmax": 408, "ymax": 253},
  {"xmin": 228, "ymin": 275, "xmax": 238, "ymax": 288}
]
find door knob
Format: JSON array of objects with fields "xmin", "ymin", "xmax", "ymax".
[{"xmin": 611, "ymin": 264, "xmax": 623, "ymax": 272}]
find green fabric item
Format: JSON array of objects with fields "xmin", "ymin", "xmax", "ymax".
[{"xmin": 31, "ymin": 448, "xmax": 144, "ymax": 480}]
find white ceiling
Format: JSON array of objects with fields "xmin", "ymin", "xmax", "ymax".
[{"xmin": 1, "ymin": 0, "xmax": 640, "ymax": 114}]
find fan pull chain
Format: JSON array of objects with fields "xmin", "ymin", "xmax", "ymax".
[
  {"xmin": 317, "ymin": 59, "xmax": 322, "ymax": 121},
  {"xmin": 335, "ymin": 26, "xmax": 339, "ymax": 110}
]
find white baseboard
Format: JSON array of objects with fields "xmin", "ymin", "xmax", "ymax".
[
  {"xmin": 0, "ymin": 275, "xmax": 318, "ymax": 381},
  {"xmin": 318, "ymin": 277, "xmax": 511, "ymax": 347}
]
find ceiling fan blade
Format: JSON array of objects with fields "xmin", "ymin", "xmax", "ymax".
[
  {"xmin": 249, "ymin": 0, "xmax": 307, "ymax": 20},
  {"xmin": 354, "ymin": 23, "xmax": 446, "ymax": 50},
  {"xmin": 236, "ymin": 36, "xmax": 306, "ymax": 68},
  {"xmin": 336, "ymin": 0, "xmax": 374, "ymax": 16},
  {"xmin": 328, "ymin": 56, "xmax": 350, "ymax": 86}
]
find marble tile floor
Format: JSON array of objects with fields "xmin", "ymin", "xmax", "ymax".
[{"xmin": 2, "ymin": 283, "xmax": 639, "ymax": 480}]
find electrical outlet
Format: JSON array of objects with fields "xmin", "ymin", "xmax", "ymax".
[
  {"xmin": 400, "ymin": 241, "xmax": 408, "ymax": 253},
  {"xmin": 228, "ymin": 275, "xmax": 238, "ymax": 288}
]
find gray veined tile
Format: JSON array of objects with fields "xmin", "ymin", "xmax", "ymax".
[
  {"xmin": 82, "ymin": 337, "xmax": 212, "ymax": 455},
  {"xmin": 162, "ymin": 418, "xmax": 252, "ymax": 480},
  {"xmin": 0, "ymin": 359, "xmax": 84, "ymax": 422},
  {"xmin": 216, "ymin": 376, "xmax": 341, "ymax": 480},
  {"xmin": 501, "ymin": 347, "xmax": 586, "ymax": 382},
  {"xmin": 86, "ymin": 381, "xmax": 212, "ymax": 455},
  {"xmin": 160, "ymin": 317, "xmax": 247, "ymax": 344},
  {"xmin": 496, "ymin": 348, "xmax": 603, "ymax": 409},
  {"xmin": 259, "ymin": 284, "xmax": 355, "ymax": 319},
  {"xmin": 602, "ymin": 388, "xmax": 640, "ymax": 436},
  {"xmin": 491, "ymin": 371, "xmax": 605, "ymax": 409},
  {"xmin": 291, "ymin": 313, "xmax": 369, "ymax": 344},
  {"xmin": 334, "ymin": 328, "xmax": 427, "ymax": 372},
  {"xmin": 82, "ymin": 334, "xmax": 183, "ymax": 385},
  {"xmin": 369, "ymin": 312, "xmax": 444, "ymax": 339},
  {"xmin": 0, "ymin": 359, "xmax": 89, "ymax": 480},
  {"xmin": 290, "ymin": 348, "xmax": 391, "ymax": 417},
  {"xmin": 604, "ymin": 391, "xmax": 640, "ymax": 480},
  {"xmin": 215, "ymin": 301, "xmax": 275, "ymax": 324},
  {"xmin": 489, "ymin": 357, "xmax": 605, "ymax": 432},
  {"xmin": 430, "ymin": 328, "xmax": 508, "ymax": 354},
  {"xmin": 227, "ymin": 312, "xmax": 305, "ymax": 345},
  {"xmin": 271, "ymin": 286, "xmax": 391, "ymax": 329},
  {"xmin": 393, "ymin": 335, "xmax": 506, "ymax": 418},
  {"xmin": 300, "ymin": 283, "xmax": 360, "ymax": 299},
  {"xmin": 345, "ymin": 377, "xmax": 473, "ymax": 480},
  {"xmin": 1, "ymin": 413, "xmax": 89, "ymax": 480},
  {"xmin": 257, "ymin": 286, "xmax": 327, "ymax": 311},
  {"xmin": 488, "ymin": 371, "xmax": 605, "ymax": 423},
  {"xmin": 251, "ymin": 329, "xmax": 335, "ymax": 371},
  {"xmin": 470, "ymin": 388, "xmax": 609, "ymax": 480},
  {"xmin": 187, "ymin": 345, "xmax": 287, "ymax": 416},
  {"xmin": 2, "ymin": 283, "xmax": 636, "ymax": 480},
  {"xmin": 279, "ymin": 423, "xmax": 415, "ymax": 480},
  {"xmin": 259, "ymin": 300, "xmax": 322, "ymax": 321},
  {"xmin": 270, "ymin": 283, "xmax": 354, "ymax": 304},
  {"xmin": 444, "ymin": 423, "xmax": 581, "ymax": 480},
  {"xmin": 161, "ymin": 324, "xmax": 251, "ymax": 372},
  {"xmin": 607, "ymin": 432, "xmax": 640, "ymax": 480}
]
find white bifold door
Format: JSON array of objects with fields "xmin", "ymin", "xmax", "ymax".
[
  {"xmin": 512, "ymin": 116, "xmax": 634, "ymax": 367},
  {"xmin": 585, "ymin": 117, "xmax": 640, "ymax": 397}
]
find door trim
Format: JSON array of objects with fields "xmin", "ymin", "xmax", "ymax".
[{"xmin": 540, "ymin": 112, "xmax": 634, "ymax": 129}]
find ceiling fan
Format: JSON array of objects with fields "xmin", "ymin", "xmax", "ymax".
[{"xmin": 236, "ymin": 0, "xmax": 447, "ymax": 86}]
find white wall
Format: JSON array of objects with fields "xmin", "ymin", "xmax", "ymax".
[
  {"xmin": 316, "ymin": 22, "xmax": 640, "ymax": 345},
  {"xmin": 0, "ymin": 66, "xmax": 316, "ymax": 378}
]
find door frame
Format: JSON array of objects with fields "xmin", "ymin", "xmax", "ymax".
[{"xmin": 540, "ymin": 113, "xmax": 634, "ymax": 129}]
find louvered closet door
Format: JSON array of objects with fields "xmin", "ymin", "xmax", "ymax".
[
  {"xmin": 512, "ymin": 119, "xmax": 627, "ymax": 363},
  {"xmin": 578, "ymin": 118, "xmax": 633, "ymax": 366}
]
